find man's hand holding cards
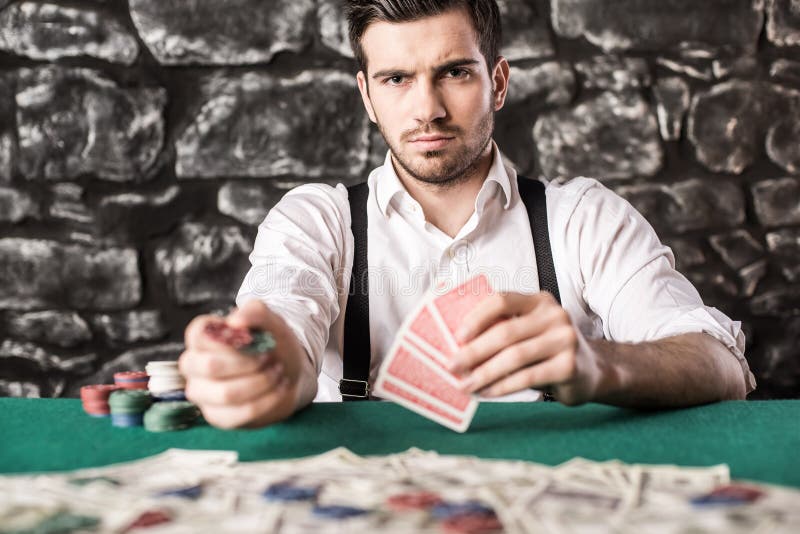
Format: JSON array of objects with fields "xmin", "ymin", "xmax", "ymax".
[
  {"xmin": 374, "ymin": 274, "xmax": 494, "ymax": 432},
  {"xmin": 376, "ymin": 273, "xmax": 600, "ymax": 432}
]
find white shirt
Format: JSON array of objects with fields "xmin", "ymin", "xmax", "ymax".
[{"xmin": 236, "ymin": 142, "xmax": 756, "ymax": 402}]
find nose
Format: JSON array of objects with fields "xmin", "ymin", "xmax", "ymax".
[{"xmin": 412, "ymin": 78, "xmax": 446, "ymax": 125}]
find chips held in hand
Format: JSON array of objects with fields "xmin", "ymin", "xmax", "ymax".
[{"xmin": 204, "ymin": 322, "xmax": 276, "ymax": 356}]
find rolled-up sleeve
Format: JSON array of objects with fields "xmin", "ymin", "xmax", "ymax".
[
  {"xmin": 236, "ymin": 183, "xmax": 351, "ymax": 375},
  {"xmin": 565, "ymin": 180, "xmax": 756, "ymax": 393}
]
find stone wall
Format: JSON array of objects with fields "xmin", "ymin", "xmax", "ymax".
[{"xmin": 0, "ymin": 0, "xmax": 798, "ymax": 399}]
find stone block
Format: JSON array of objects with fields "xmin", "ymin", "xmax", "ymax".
[
  {"xmin": 616, "ymin": 179, "xmax": 745, "ymax": 234},
  {"xmin": 752, "ymin": 177, "xmax": 800, "ymax": 227},
  {"xmin": 0, "ymin": 2, "xmax": 138, "ymax": 64},
  {"xmin": 16, "ymin": 66, "xmax": 166, "ymax": 182},
  {"xmin": 5, "ymin": 310, "xmax": 92, "ymax": 348},
  {"xmin": 552, "ymin": 0, "xmax": 763, "ymax": 54},
  {"xmin": 506, "ymin": 62, "xmax": 575, "ymax": 107},
  {"xmin": 155, "ymin": 222, "xmax": 251, "ymax": 305},
  {"xmin": 533, "ymin": 91, "xmax": 662, "ymax": 180},
  {"xmin": 129, "ymin": 0, "xmax": 315, "ymax": 64},
  {"xmin": 766, "ymin": 0, "xmax": 800, "ymax": 46},
  {"xmin": 176, "ymin": 71, "xmax": 369, "ymax": 180},
  {"xmin": 0, "ymin": 238, "xmax": 141, "ymax": 311}
]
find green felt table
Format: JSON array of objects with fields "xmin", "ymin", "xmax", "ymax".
[{"xmin": 1, "ymin": 399, "xmax": 798, "ymax": 488}]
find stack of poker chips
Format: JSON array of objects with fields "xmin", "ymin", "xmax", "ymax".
[
  {"xmin": 143, "ymin": 401, "xmax": 200, "ymax": 432},
  {"xmin": 108, "ymin": 389, "xmax": 153, "ymax": 427},
  {"xmin": 145, "ymin": 361, "xmax": 186, "ymax": 401},
  {"xmin": 113, "ymin": 371, "xmax": 149, "ymax": 390},
  {"xmin": 80, "ymin": 384, "xmax": 120, "ymax": 417}
]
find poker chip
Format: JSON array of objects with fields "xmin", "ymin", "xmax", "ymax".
[
  {"xmin": 311, "ymin": 504, "xmax": 370, "ymax": 519},
  {"xmin": 386, "ymin": 491, "xmax": 443, "ymax": 511},
  {"xmin": 143, "ymin": 401, "xmax": 199, "ymax": 432},
  {"xmin": 122, "ymin": 510, "xmax": 172, "ymax": 533},
  {"xmin": 155, "ymin": 484, "xmax": 203, "ymax": 500},
  {"xmin": 108, "ymin": 389, "xmax": 152, "ymax": 427},
  {"xmin": 691, "ymin": 484, "xmax": 766, "ymax": 506},
  {"xmin": 114, "ymin": 371, "xmax": 149, "ymax": 390},
  {"xmin": 431, "ymin": 501, "xmax": 495, "ymax": 519},
  {"xmin": 23, "ymin": 511, "xmax": 100, "ymax": 534},
  {"xmin": 145, "ymin": 360, "xmax": 186, "ymax": 395},
  {"xmin": 204, "ymin": 322, "xmax": 276, "ymax": 355},
  {"xmin": 262, "ymin": 482, "xmax": 319, "ymax": 502},
  {"xmin": 110, "ymin": 413, "xmax": 145, "ymax": 427},
  {"xmin": 441, "ymin": 513, "xmax": 504, "ymax": 533},
  {"xmin": 80, "ymin": 384, "xmax": 120, "ymax": 416}
]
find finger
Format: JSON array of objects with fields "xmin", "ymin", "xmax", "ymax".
[
  {"xmin": 477, "ymin": 349, "xmax": 576, "ymax": 398},
  {"xmin": 199, "ymin": 377, "xmax": 292, "ymax": 429},
  {"xmin": 227, "ymin": 299, "xmax": 274, "ymax": 330},
  {"xmin": 450, "ymin": 309, "xmax": 555, "ymax": 373},
  {"xmin": 185, "ymin": 360, "xmax": 286, "ymax": 407},
  {"xmin": 456, "ymin": 292, "xmax": 550, "ymax": 344},
  {"xmin": 179, "ymin": 347, "xmax": 271, "ymax": 380},
  {"xmin": 184, "ymin": 314, "xmax": 221, "ymax": 349},
  {"xmin": 462, "ymin": 327, "xmax": 572, "ymax": 393}
]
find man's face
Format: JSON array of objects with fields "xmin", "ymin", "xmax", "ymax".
[{"xmin": 356, "ymin": 8, "xmax": 508, "ymax": 186}]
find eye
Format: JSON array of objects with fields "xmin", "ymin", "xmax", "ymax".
[
  {"xmin": 447, "ymin": 68, "xmax": 469, "ymax": 78},
  {"xmin": 385, "ymin": 75, "xmax": 405, "ymax": 85}
]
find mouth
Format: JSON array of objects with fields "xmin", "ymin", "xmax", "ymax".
[{"xmin": 409, "ymin": 135, "xmax": 455, "ymax": 151}]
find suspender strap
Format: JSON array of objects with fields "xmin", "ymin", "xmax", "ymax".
[
  {"xmin": 341, "ymin": 176, "xmax": 561, "ymax": 401},
  {"xmin": 517, "ymin": 176, "xmax": 561, "ymax": 402},
  {"xmin": 517, "ymin": 176, "xmax": 562, "ymax": 305},
  {"xmin": 341, "ymin": 182, "xmax": 371, "ymax": 400}
]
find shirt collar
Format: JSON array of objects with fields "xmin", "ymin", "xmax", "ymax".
[{"xmin": 374, "ymin": 140, "xmax": 514, "ymax": 217}]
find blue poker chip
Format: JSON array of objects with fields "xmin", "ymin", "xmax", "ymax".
[
  {"xmin": 691, "ymin": 494, "xmax": 750, "ymax": 506},
  {"xmin": 156, "ymin": 484, "xmax": 203, "ymax": 500},
  {"xmin": 430, "ymin": 501, "xmax": 494, "ymax": 519},
  {"xmin": 262, "ymin": 483, "xmax": 319, "ymax": 502},
  {"xmin": 111, "ymin": 413, "xmax": 144, "ymax": 427},
  {"xmin": 154, "ymin": 390, "xmax": 187, "ymax": 401},
  {"xmin": 312, "ymin": 505, "xmax": 370, "ymax": 519}
]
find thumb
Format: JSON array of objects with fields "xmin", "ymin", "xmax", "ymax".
[{"xmin": 227, "ymin": 299, "xmax": 273, "ymax": 331}]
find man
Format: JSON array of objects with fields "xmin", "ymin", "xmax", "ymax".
[{"xmin": 179, "ymin": 0, "xmax": 755, "ymax": 429}]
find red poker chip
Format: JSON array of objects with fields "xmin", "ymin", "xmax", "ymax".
[
  {"xmin": 204, "ymin": 322, "xmax": 253, "ymax": 350},
  {"xmin": 441, "ymin": 514, "xmax": 503, "ymax": 533},
  {"xmin": 386, "ymin": 491, "xmax": 444, "ymax": 511},
  {"xmin": 114, "ymin": 371, "xmax": 149, "ymax": 389},
  {"xmin": 82, "ymin": 401, "xmax": 110, "ymax": 415},
  {"xmin": 122, "ymin": 510, "xmax": 172, "ymax": 532},
  {"xmin": 80, "ymin": 384, "xmax": 120, "ymax": 400},
  {"xmin": 114, "ymin": 371, "xmax": 148, "ymax": 381},
  {"xmin": 116, "ymin": 382, "xmax": 149, "ymax": 390}
]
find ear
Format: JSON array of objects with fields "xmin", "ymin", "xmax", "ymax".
[
  {"xmin": 490, "ymin": 56, "xmax": 510, "ymax": 112},
  {"xmin": 356, "ymin": 71, "xmax": 378, "ymax": 123}
]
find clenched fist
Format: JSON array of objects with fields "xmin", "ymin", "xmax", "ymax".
[{"xmin": 179, "ymin": 300, "xmax": 312, "ymax": 428}]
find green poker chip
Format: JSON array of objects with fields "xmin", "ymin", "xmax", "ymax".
[
  {"xmin": 108, "ymin": 389, "xmax": 152, "ymax": 414},
  {"xmin": 143, "ymin": 401, "xmax": 200, "ymax": 432},
  {"xmin": 241, "ymin": 330, "xmax": 276, "ymax": 356}
]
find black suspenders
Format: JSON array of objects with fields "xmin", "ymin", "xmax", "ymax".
[{"xmin": 340, "ymin": 176, "xmax": 561, "ymax": 401}]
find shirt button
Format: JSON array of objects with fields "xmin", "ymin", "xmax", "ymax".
[{"xmin": 450, "ymin": 241, "xmax": 473, "ymax": 263}]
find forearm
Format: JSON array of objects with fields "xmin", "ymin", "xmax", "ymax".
[{"xmin": 589, "ymin": 332, "xmax": 747, "ymax": 409}]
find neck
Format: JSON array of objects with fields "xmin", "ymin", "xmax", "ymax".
[{"xmin": 391, "ymin": 142, "xmax": 495, "ymax": 239}]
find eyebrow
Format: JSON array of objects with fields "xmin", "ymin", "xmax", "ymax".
[{"xmin": 371, "ymin": 58, "xmax": 481, "ymax": 80}]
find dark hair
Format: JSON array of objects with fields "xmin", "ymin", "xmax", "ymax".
[{"xmin": 344, "ymin": 0, "xmax": 502, "ymax": 76}]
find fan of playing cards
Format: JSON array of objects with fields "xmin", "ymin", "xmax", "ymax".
[{"xmin": 375, "ymin": 274, "xmax": 498, "ymax": 432}]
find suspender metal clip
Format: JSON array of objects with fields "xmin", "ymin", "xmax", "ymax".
[{"xmin": 339, "ymin": 379, "xmax": 370, "ymax": 399}]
